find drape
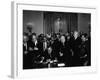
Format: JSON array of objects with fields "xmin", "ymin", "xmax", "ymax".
[{"xmin": 43, "ymin": 12, "xmax": 78, "ymax": 34}]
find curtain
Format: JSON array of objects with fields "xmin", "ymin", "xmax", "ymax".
[{"xmin": 43, "ymin": 12, "xmax": 78, "ymax": 34}]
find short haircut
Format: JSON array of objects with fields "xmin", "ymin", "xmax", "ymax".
[
  {"xmin": 32, "ymin": 32, "xmax": 36, "ymax": 36},
  {"xmin": 23, "ymin": 32, "xmax": 28, "ymax": 36}
]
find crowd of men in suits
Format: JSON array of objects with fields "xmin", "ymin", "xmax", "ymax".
[{"xmin": 23, "ymin": 31, "xmax": 91, "ymax": 69}]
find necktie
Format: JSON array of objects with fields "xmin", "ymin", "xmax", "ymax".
[
  {"xmin": 43, "ymin": 42, "xmax": 47, "ymax": 51},
  {"xmin": 24, "ymin": 43, "xmax": 27, "ymax": 50}
]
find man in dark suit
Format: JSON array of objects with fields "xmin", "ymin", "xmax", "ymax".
[
  {"xmin": 51, "ymin": 34, "xmax": 61, "ymax": 61},
  {"xmin": 79, "ymin": 33, "xmax": 90, "ymax": 66},
  {"xmin": 42, "ymin": 46, "xmax": 58, "ymax": 68},
  {"xmin": 28, "ymin": 33, "xmax": 43, "ymax": 68},
  {"xmin": 58, "ymin": 35, "xmax": 72, "ymax": 67},
  {"xmin": 23, "ymin": 33, "xmax": 30, "ymax": 69},
  {"xmin": 70, "ymin": 31, "xmax": 82, "ymax": 66}
]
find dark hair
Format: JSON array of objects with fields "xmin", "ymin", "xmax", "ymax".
[
  {"xmin": 32, "ymin": 32, "xmax": 36, "ymax": 36},
  {"xmin": 23, "ymin": 32, "xmax": 28, "ymax": 36},
  {"xmin": 81, "ymin": 33, "xmax": 87, "ymax": 37}
]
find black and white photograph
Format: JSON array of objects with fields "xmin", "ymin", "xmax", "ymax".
[
  {"xmin": 23, "ymin": 10, "xmax": 91, "ymax": 69},
  {"xmin": 11, "ymin": 2, "xmax": 97, "ymax": 78}
]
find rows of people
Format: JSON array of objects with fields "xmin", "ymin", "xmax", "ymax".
[{"xmin": 23, "ymin": 31, "xmax": 91, "ymax": 69}]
